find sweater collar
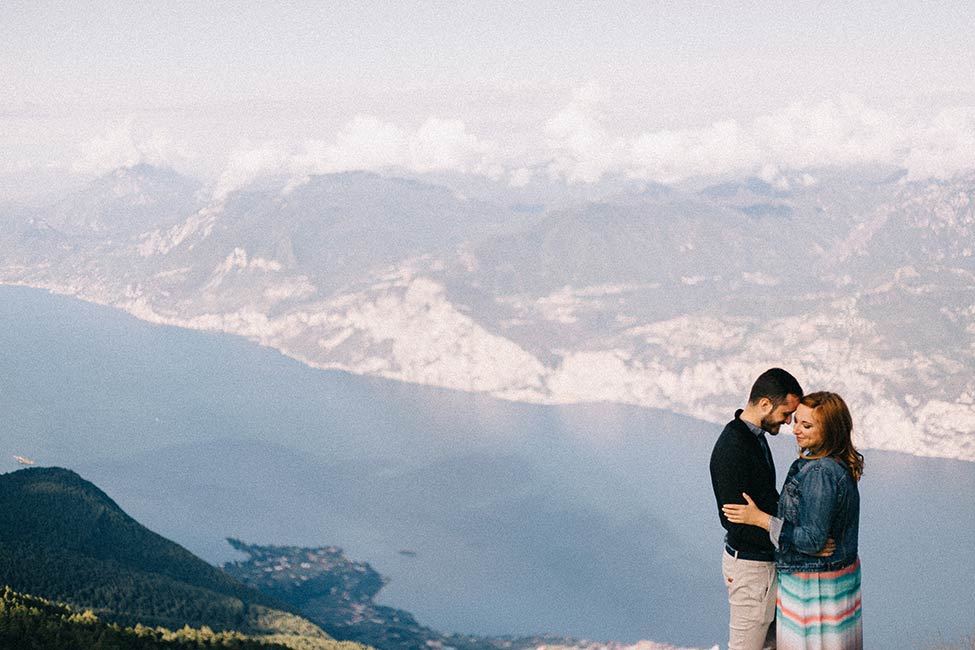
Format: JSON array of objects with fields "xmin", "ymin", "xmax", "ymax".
[{"xmin": 735, "ymin": 409, "xmax": 767, "ymax": 439}]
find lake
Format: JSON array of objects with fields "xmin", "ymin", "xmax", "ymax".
[{"xmin": 1, "ymin": 285, "xmax": 972, "ymax": 648}]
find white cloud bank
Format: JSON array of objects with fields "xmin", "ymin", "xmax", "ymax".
[
  {"xmin": 74, "ymin": 93, "xmax": 975, "ymax": 196},
  {"xmin": 544, "ymin": 84, "xmax": 628, "ymax": 183},
  {"xmin": 72, "ymin": 120, "xmax": 193, "ymax": 176},
  {"xmin": 902, "ymin": 107, "xmax": 975, "ymax": 180},
  {"xmin": 483, "ymin": 92, "xmax": 972, "ymax": 186},
  {"xmin": 212, "ymin": 142, "xmax": 292, "ymax": 201},
  {"xmin": 209, "ymin": 116, "xmax": 503, "ymax": 199},
  {"xmin": 300, "ymin": 115, "xmax": 502, "ymax": 177},
  {"xmin": 621, "ymin": 95, "xmax": 975, "ymax": 184}
]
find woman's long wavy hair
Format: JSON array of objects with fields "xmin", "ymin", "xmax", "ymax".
[{"xmin": 800, "ymin": 391, "xmax": 865, "ymax": 481}]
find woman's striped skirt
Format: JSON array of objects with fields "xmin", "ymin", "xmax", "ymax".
[{"xmin": 776, "ymin": 558, "xmax": 862, "ymax": 650}]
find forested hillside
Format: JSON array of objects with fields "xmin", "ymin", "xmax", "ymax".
[
  {"xmin": 0, "ymin": 586, "xmax": 293, "ymax": 649},
  {"xmin": 0, "ymin": 467, "xmax": 365, "ymax": 650}
]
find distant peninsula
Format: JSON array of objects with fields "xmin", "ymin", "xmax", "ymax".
[{"xmin": 222, "ymin": 539, "xmax": 708, "ymax": 650}]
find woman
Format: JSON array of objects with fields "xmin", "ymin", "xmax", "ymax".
[{"xmin": 723, "ymin": 391, "xmax": 864, "ymax": 650}]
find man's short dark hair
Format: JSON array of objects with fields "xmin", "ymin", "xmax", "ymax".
[{"xmin": 748, "ymin": 367, "xmax": 803, "ymax": 406}]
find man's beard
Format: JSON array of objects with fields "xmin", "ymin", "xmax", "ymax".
[{"xmin": 761, "ymin": 417, "xmax": 782, "ymax": 435}]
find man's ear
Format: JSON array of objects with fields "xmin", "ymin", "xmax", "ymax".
[{"xmin": 757, "ymin": 397, "xmax": 774, "ymax": 415}]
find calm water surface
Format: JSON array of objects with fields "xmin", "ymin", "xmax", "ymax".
[{"xmin": 1, "ymin": 285, "xmax": 972, "ymax": 648}]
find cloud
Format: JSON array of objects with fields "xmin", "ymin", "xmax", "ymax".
[
  {"xmin": 410, "ymin": 117, "xmax": 499, "ymax": 175},
  {"xmin": 546, "ymin": 91, "xmax": 975, "ymax": 184},
  {"xmin": 624, "ymin": 96, "xmax": 910, "ymax": 184},
  {"xmin": 212, "ymin": 142, "xmax": 291, "ymax": 200},
  {"xmin": 508, "ymin": 167, "xmax": 534, "ymax": 188},
  {"xmin": 308, "ymin": 115, "xmax": 410, "ymax": 172},
  {"xmin": 213, "ymin": 115, "xmax": 503, "ymax": 198},
  {"xmin": 544, "ymin": 84, "xmax": 627, "ymax": 183},
  {"xmin": 750, "ymin": 96, "xmax": 905, "ymax": 169},
  {"xmin": 540, "ymin": 92, "xmax": 888, "ymax": 184},
  {"xmin": 302, "ymin": 115, "xmax": 499, "ymax": 176},
  {"xmin": 628, "ymin": 119, "xmax": 760, "ymax": 184},
  {"xmin": 902, "ymin": 107, "xmax": 975, "ymax": 180},
  {"xmin": 207, "ymin": 91, "xmax": 975, "ymax": 198},
  {"xmin": 72, "ymin": 120, "xmax": 192, "ymax": 175}
]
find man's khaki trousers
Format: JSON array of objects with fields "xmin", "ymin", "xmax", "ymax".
[{"xmin": 722, "ymin": 549, "xmax": 777, "ymax": 650}]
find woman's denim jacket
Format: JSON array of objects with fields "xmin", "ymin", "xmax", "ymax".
[{"xmin": 775, "ymin": 456, "xmax": 860, "ymax": 573}]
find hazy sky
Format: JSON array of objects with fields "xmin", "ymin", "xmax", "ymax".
[{"xmin": 3, "ymin": 1, "xmax": 975, "ymax": 196}]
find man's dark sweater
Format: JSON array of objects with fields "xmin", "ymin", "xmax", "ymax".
[{"xmin": 710, "ymin": 410, "xmax": 779, "ymax": 561}]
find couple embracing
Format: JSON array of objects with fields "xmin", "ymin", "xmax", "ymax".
[{"xmin": 710, "ymin": 368, "xmax": 864, "ymax": 650}]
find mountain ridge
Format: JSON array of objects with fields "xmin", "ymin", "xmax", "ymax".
[
  {"xmin": 0, "ymin": 466, "xmax": 356, "ymax": 649},
  {"xmin": 1, "ymin": 165, "xmax": 973, "ymax": 461}
]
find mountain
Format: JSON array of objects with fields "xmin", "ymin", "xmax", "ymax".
[
  {"xmin": 1, "ymin": 165, "xmax": 973, "ymax": 461},
  {"xmin": 2, "ymin": 164, "xmax": 202, "ymax": 240},
  {"xmin": 0, "ymin": 467, "xmax": 361, "ymax": 650}
]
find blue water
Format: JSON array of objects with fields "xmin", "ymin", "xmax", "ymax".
[{"xmin": 1, "ymin": 285, "xmax": 972, "ymax": 648}]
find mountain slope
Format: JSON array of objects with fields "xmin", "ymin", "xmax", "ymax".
[
  {"xmin": 0, "ymin": 466, "xmax": 355, "ymax": 648},
  {"xmin": 1, "ymin": 166, "xmax": 974, "ymax": 461},
  {"xmin": 0, "ymin": 585, "xmax": 295, "ymax": 650}
]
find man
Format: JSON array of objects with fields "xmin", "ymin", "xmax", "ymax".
[{"xmin": 710, "ymin": 368, "xmax": 802, "ymax": 650}]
